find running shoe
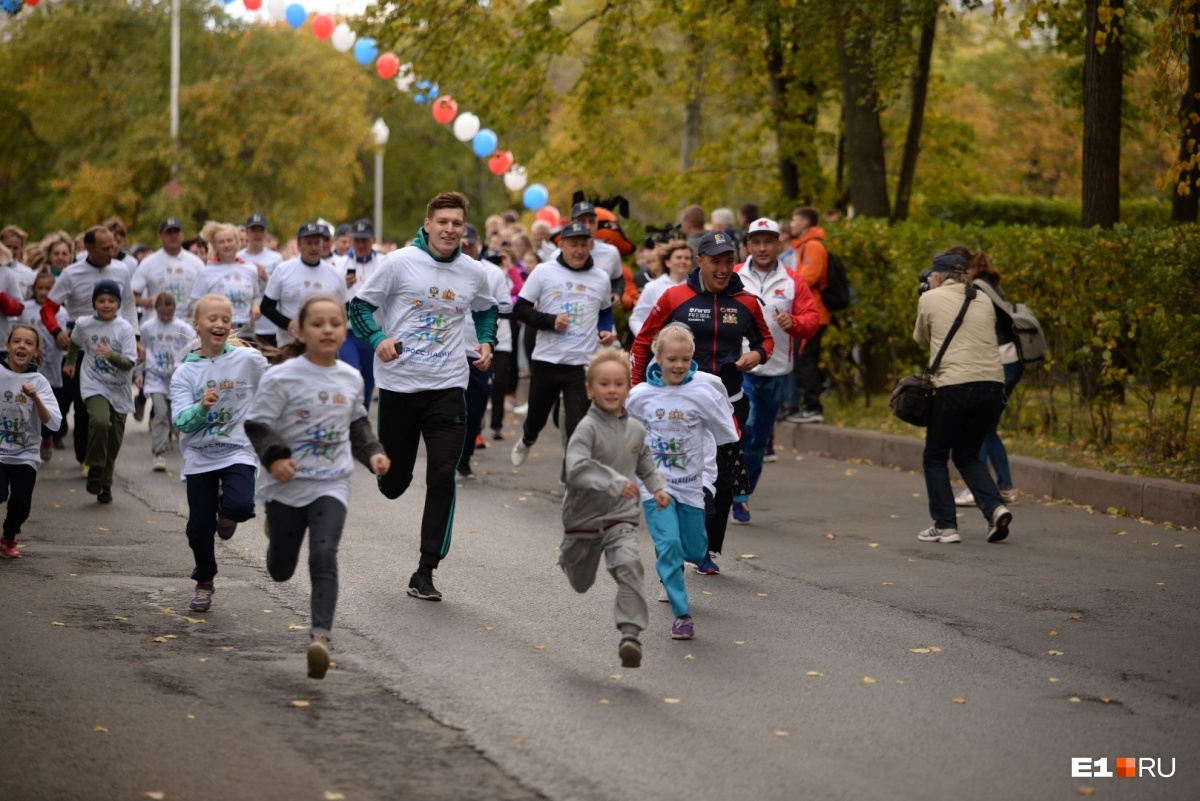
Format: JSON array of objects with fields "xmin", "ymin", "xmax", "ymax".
[
  {"xmin": 694, "ymin": 552, "xmax": 720, "ymax": 575},
  {"xmin": 407, "ymin": 571, "xmax": 442, "ymax": 601},
  {"xmin": 1000, "ymin": 488, "xmax": 1019, "ymax": 505},
  {"xmin": 917, "ymin": 526, "xmax": 961, "ymax": 544},
  {"xmin": 85, "ymin": 470, "xmax": 102, "ymax": 495},
  {"xmin": 618, "ymin": 635, "xmax": 642, "ymax": 668},
  {"xmin": 40, "ymin": 437, "xmax": 53, "ymax": 462},
  {"xmin": 491, "ymin": 429, "xmax": 504, "ymax": 441},
  {"xmin": 670, "ymin": 616, "xmax": 694, "ymax": 640},
  {"xmin": 457, "ymin": 464, "xmax": 476, "ymax": 480},
  {"xmin": 511, "ymin": 438, "xmax": 531, "ymax": 466},
  {"xmin": 954, "ymin": 488, "xmax": 976, "ymax": 507},
  {"xmin": 513, "ymin": 403, "xmax": 528, "ymax": 415},
  {"xmin": 732, "ymin": 502, "xmax": 751, "ymax": 524},
  {"xmin": 189, "ymin": 583, "xmax": 214, "ymax": 612},
  {"xmin": 0, "ymin": 537, "xmax": 20, "ymax": 559},
  {"xmin": 986, "ymin": 506, "xmax": 1013, "ymax": 543},
  {"xmin": 475, "ymin": 434, "xmax": 487, "ymax": 450},
  {"xmin": 98, "ymin": 487, "xmax": 113, "ymax": 505},
  {"xmin": 153, "ymin": 455, "xmax": 167, "ymax": 472},
  {"xmin": 307, "ymin": 635, "xmax": 331, "ymax": 680},
  {"xmin": 657, "ymin": 584, "xmax": 670, "ymax": 603},
  {"xmin": 785, "ymin": 408, "xmax": 824, "ymax": 424},
  {"xmin": 762, "ymin": 449, "xmax": 777, "ymax": 464},
  {"xmin": 216, "ymin": 513, "xmax": 237, "ymax": 540}
]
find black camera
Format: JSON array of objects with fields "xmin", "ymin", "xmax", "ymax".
[
  {"xmin": 645, "ymin": 223, "xmax": 682, "ymax": 245},
  {"xmin": 918, "ymin": 267, "xmax": 933, "ymax": 295}
]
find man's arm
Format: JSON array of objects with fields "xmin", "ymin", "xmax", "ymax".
[{"xmin": 787, "ymin": 272, "xmax": 820, "ymax": 341}]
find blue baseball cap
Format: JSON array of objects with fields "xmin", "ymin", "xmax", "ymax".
[
  {"xmin": 560, "ymin": 221, "xmax": 592, "ymax": 239},
  {"xmin": 697, "ymin": 230, "xmax": 736, "ymax": 256},
  {"xmin": 297, "ymin": 222, "xmax": 324, "ymax": 239},
  {"xmin": 570, "ymin": 200, "xmax": 596, "ymax": 219},
  {"xmin": 351, "ymin": 220, "xmax": 375, "ymax": 239},
  {"xmin": 159, "ymin": 217, "xmax": 183, "ymax": 233},
  {"xmin": 245, "ymin": 213, "xmax": 268, "ymax": 229}
]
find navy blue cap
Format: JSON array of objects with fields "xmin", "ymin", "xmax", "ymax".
[
  {"xmin": 297, "ymin": 222, "xmax": 324, "ymax": 239},
  {"xmin": 351, "ymin": 220, "xmax": 375, "ymax": 239},
  {"xmin": 159, "ymin": 217, "xmax": 182, "ymax": 233},
  {"xmin": 335, "ymin": 223, "xmax": 352, "ymax": 237},
  {"xmin": 560, "ymin": 221, "xmax": 592, "ymax": 239},
  {"xmin": 245, "ymin": 213, "xmax": 268, "ymax": 229},
  {"xmin": 92, "ymin": 279, "xmax": 122, "ymax": 306},
  {"xmin": 463, "ymin": 223, "xmax": 479, "ymax": 244},
  {"xmin": 697, "ymin": 230, "xmax": 736, "ymax": 256},
  {"xmin": 570, "ymin": 201, "xmax": 596, "ymax": 219}
]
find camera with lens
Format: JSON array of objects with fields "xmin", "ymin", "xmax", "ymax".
[{"xmin": 918, "ymin": 267, "xmax": 933, "ymax": 295}]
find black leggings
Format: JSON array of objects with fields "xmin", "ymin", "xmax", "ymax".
[
  {"xmin": 490, "ymin": 351, "xmax": 512, "ymax": 431},
  {"xmin": 0, "ymin": 462, "xmax": 38, "ymax": 539},
  {"xmin": 266, "ymin": 496, "xmax": 346, "ymax": 637},
  {"xmin": 521, "ymin": 360, "xmax": 589, "ymax": 447},
  {"xmin": 706, "ymin": 396, "xmax": 750, "ymax": 555}
]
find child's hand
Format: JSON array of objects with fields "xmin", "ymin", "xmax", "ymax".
[
  {"xmin": 95, "ymin": 345, "xmax": 113, "ymax": 358},
  {"xmin": 20, "ymin": 383, "xmax": 36, "ymax": 397},
  {"xmin": 62, "ymin": 364, "xmax": 75, "ymax": 379},
  {"xmin": 200, "ymin": 387, "xmax": 219, "ymax": 410},
  {"xmin": 620, "ymin": 481, "xmax": 638, "ymax": 500},
  {"xmin": 598, "ymin": 330, "xmax": 616, "ymax": 347},
  {"xmin": 56, "ymin": 330, "xmax": 70, "ymax": 351},
  {"xmin": 369, "ymin": 453, "xmax": 390, "ymax": 476},
  {"xmin": 654, "ymin": 489, "xmax": 671, "ymax": 510},
  {"xmin": 270, "ymin": 458, "xmax": 298, "ymax": 483},
  {"xmin": 133, "ymin": 375, "xmax": 144, "ymax": 389}
]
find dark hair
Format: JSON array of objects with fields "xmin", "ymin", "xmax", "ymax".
[
  {"xmin": 944, "ymin": 245, "xmax": 1001, "ymax": 284},
  {"xmin": 793, "ymin": 207, "xmax": 819, "ymax": 227},
  {"xmin": 680, "ymin": 205, "xmax": 705, "ymax": 228},
  {"xmin": 155, "ymin": 290, "xmax": 177, "ymax": 309},
  {"xmin": 82, "ymin": 225, "xmax": 107, "ymax": 247},
  {"xmin": 426, "ymin": 191, "xmax": 469, "ymax": 220},
  {"xmin": 32, "ymin": 270, "xmax": 55, "ymax": 287},
  {"xmin": 277, "ymin": 294, "xmax": 347, "ymax": 360},
  {"xmin": 7, "ymin": 323, "xmax": 43, "ymax": 367},
  {"xmin": 183, "ymin": 237, "xmax": 208, "ymax": 255},
  {"xmin": 738, "ymin": 202, "xmax": 759, "ymax": 224},
  {"xmin": 102, "ymin": 216, "xmax": 127, "ymax": 236}
]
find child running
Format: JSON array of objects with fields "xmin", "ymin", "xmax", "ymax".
[
  {"xmin": 244, "ymin": 295, "xmax": 390, "ymax": 679},
  {"xmin": 63, "ymin": 279, "xmax": 137, "ymax": 504},
  {"xmin": 20, "ymin": 271, "xmax": 69, "ymax": 460},
  {"xmin": 560, "ymin": 349, "xmax": 669, "ymax": 668},
  {"xmin": 170, "ymin": 294, "xmax": 269, "ymax": 613},
  {"xmin": 625, "ymin": 324, "xmax": 739, "ymax": 641},
  {"xmin": 0, "ymin": 325, "xmax": 63, "ymax": 558},
  {"xmin": 138, "ymin": 292, "xmax": 195, "ymax": 472}
]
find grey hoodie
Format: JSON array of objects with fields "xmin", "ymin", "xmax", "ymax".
[{"xmin": 562, "ymin": 404, "xmax": 667, "ymax": 534}]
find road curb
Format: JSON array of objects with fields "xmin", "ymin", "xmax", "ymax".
[{"xmin": 779, "ymin": 421, "xmax": 1200, "ymax": 527}]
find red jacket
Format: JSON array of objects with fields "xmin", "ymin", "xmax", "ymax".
[{"xmin": 734, "ymin": 259, "xmax": 819, "ymax": 376}]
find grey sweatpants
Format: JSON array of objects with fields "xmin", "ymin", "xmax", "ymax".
[
  {"xmin": 149, "ymin": 393, "xmax": 172, "ymax": 456},
  {"xmin": 266, "ymin": 496, "xmax": 346, "ymax": 639},
  {"xmin": 558, "ymin": 524, "xmax": 647, "ymax": 634}
]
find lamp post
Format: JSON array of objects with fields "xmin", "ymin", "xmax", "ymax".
[
  {"xmin": 371, "ymin": 118, "xmax": 390, "ymax": 243},
  {"xmin": 169, "ymin": 0, "xmax": 180, "ymax": 179}
]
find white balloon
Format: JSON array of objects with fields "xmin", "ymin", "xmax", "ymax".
[
  {"xmin": 394, "ymin": 64, "xmax": 415, "ymax": 94},
  {"xmin": 503, "ymin": 166, "xmax": 528, "ymax": 192},
  {"xmin": 331, "ymin": 23, "xmax": 357, "ymax": 53},
  {"xmin": 452, "ymin": 112, "xmax": 480, "ymax": 143},
  {"xmin": 267, "ymin": 0, "xmax": 288, "ymax": 20}
]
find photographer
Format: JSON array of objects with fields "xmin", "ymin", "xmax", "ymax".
[{"xmin": 913, "ymin": 252, "xmax": 1013, "ymax": 545}]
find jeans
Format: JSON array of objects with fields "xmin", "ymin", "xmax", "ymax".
[
  {"xmin": 338, "ymin": 330, "xmax": 376, "ymax": 412},
  {"xmin": 742, "ymin": 373, "xmax": 790, "ymax": 495},
  {"xmin": 184, "ymin": 463, "xmax": 258, "ymax": 583},
  {"xmin": 0, "ymin": 462, "xmax": 38, "ymax": 539},
  {"xmin": 923, "ymin": 382, "xmax": 1005, "ymax": 530},
  {"xmin": 266, "ymin": 496, "xmax": 347, "ymax": 639},
  {"xmin": 978, "ymin": 361, "xmax": 1024, "ymax": 491}
]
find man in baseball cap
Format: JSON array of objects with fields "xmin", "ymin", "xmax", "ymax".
[
  {"xmin": 239, "ymin": 213, "xmax": 283, "ymax": 345},
  {"xmin": 553, "ymin": 200, "xmax": 623, "ymax": 303}
]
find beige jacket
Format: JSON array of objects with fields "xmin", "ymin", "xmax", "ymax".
[{"xmin": 913, "ymin": 282, "xmax": 1003, "ymax": 388}]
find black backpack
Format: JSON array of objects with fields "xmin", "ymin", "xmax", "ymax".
[{"xmin": 821, "ymin": 251, "xmax": 851, "ymax": 311}]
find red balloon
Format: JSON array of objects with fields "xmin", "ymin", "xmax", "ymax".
[
  {"xmin": 376, "ymin": 53, "xmax": 400, "ymax": 80},
  {"xmin": 536, "ymin": 206, "xmax": 561, "ymax": 228},
  {"xmin": 312, "ymin": 14, "xmax": 334, "ymax": 40},
  {"xmin": 432, "ymin": 97, "xmax": 458, "ymax": 125},
  {"xmin": 243, "ymin": 0, "xmax": 261, "ymax": 9},
  {"xmin": 488, "ymin": 150, "xmax": 514, "ymax": 176},
  {"xmin": 26, "ymin": 0, "xmax": 40, "ymax": 6}
]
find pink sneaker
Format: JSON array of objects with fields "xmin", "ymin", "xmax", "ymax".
[{"xmin": 0, "ymin": 537, "xmax": 21, "ymax": 559}]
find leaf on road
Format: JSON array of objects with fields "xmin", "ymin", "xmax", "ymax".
[
  {"xmin": 1175, "ymin": 543, "xmax": 1186, "ymax": 549},
  {"xmin": 512, "ymin": 737, "xmax": 525, "ymax": 744},
  {"xmin": 825, "ymin": 533, "xmax": 836, "ymax": 540},
  {"xmin": 662, "ymin": 698, "xmax": 681, "ymax": 704},
  {"xmin": 844, "ymin": 468, "xmax": 857, "ymax": 476},
  {"xmin": 1048, "ymin": 630, "xmax": 1059, "ymax": 637},
  {"xmin": 952, "ymin": 698, "xmax": 967, "ymax": 704},
  {"xmin": 739, "ymin": 553, "xmax": 757, "ymax": 559},
  {"xmin": 684, "ymin": 654, "xmax": 694, "ymax": 660},
  {"xmin": 198, "ymin": 658, "xmax": 208, "ymax": 663},
  {"xmin": 93, "ymin": 725, "xmax": 108, "ymax": 732},
  {"xmin": 774, "ymin": 730, "xmax": 789, "ymax": 737},
  {"xmin": 323, "ymin": 793, "xmax": 346, "ymax": 801},
  {"xmin": 1069, "ymin": 696, "xmax": 1082, "ymax": 703},
  {"xmin": 533, "ymin": 645, "xmax": 547, "ymax": 651},
  {"xmin": 912, "ymin": 493, "xmax": 921, "ymax": 497},
  {"xmin": 1048, "ymin": 650, "xmax": 1065, "ymax": 656},
  {"xmin": 144, "ymin": 793, "xmax": 166, "ymax": 801},
  {"xmin": 152, "ymin": 637, "xmax": 170, "ymax": 643},
  {"xmin": 909, "ymin": 648, "xmax": 932, "ymax": 654},
  {"xmin": 485, "ymin": 626, "xmax": 494, "ymax": 631},
  {"xmin": 1068, "ymin": 614, "xmax": 1082, "ymax": 621},
  {"xmin": 734, "ymin": 641, "xmax": 746, "ymax": 645},
  {"xmin": 262, "ymin": 609, "xmax": 273, "ymax": 613},
  {"xmin": 162, "ymin": 608, "xmax": 174, "ymax": 615},
  {"xmin": 98, "ymin": 527, "xmax": 110, "ymax": 532},
  {"xmin": 928, "ymin": 646, "xmax": 942, "ymax": 652},
  {"xmin": 896, "ymin": 680, "xmax": 906, "ymax": 685},
  {"xmin": 598, "ymin": 699, "xmax": 610, "ymax": 705},
  {"xmin": 609, "ymin": 674, "xmax": 622, "ymax": 680},
  {"xmin": 756, "ymin": 592, "xmax": 768, "ymax": 597},
  {"xmin": 1077, "ymin": 788, "xmax": 1096, "ymax": 797},
  {"xmin": 51, "ymin": 621, "xmax": 66, "ymax": 627},
  {"xmin": 187, "ymin": 714, "xmax": 195, "ymax": 719},
  {"xmin": 288, "ymin": 624, "xmax": 306, "ymax": 631},
  {"xmin": 867, "ymin": 542, "xmax": 881, "ymax": 549},
  {"xmin": 219, "ymin": 646, "xmax": 236, "ymax": 652},
  {"xmin": 701, "ymin": 590, "xmax": 713, "ymax": 595},
  {"xmin": 862, "ymin": 676, "xmax": 877, "ymax": 684},
  {"xmin": 182, "ymin": 617, "xmax": 205, "ymax": 625},
  {"xmin": 1099, "ymin": 697, "xmax": 1111, "ymax": 704},
  {"xmin": 235, "ymin": 546, "xmax": 249, "ymax": 552},
  {"xmin": 291, "ymin": 700, "xmax": 311, "ymax": 708},
  {"xmin": 518, "ymin": 496, "xmax": 528, "ymax": 502},
  {"xmin": 806, "ymin": 671, "xmax": 823, "ymax": 677},
  {"xmin": 1049, "ymin": 677, "xmax": 1061, "ymax": 683},
  {"xmin": 882, "ymin": 582, "xmax": 894, "ymax": 586},
  {"xmin": 52, "ymin": 502, "xmax": 60, "ymax": 509}
]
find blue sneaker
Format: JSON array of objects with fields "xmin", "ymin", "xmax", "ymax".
[
  {"xmin": 732, "ymin": 501, "xmax": 751, "ymax": 524},
  {"xmin": 694, "ymin": 552, "xmax": 720, "ymax": 575}
]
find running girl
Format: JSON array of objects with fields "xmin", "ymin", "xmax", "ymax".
[
  {"xmin": 138, "ymin": 292, "xmax": 195, "ymax": 472},
  {"xmin": 245, "ymin": 295, "xmax": 390, "ymax": 679},
  {"xmin": 170, "ymin": 294, "xmax": 269, "ymax": 613},
  {"xmin": 0, "ymin": 325, "xmax": 63, "ymax": 558},
  {"xmin": 626, "ymin": 324, "xmax": 739, "ymax": 641},
  {"xmin": 20, "ymin": 272, "xmax": 69, "ymax": 460}
]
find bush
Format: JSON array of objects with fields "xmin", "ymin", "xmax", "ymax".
[
  {"xmin": 921, "ymin": 195, "xmax": 1171, "ymax": 228},
  {"xmin": 823, "ymin": 220, "xmax": 1200, "ymax": 467}
]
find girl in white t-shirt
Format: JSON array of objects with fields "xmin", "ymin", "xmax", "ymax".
[
  {"xmin": 20, "ymin": 272, "xmax": 69, "ymax": 460},
  {"xmin": 170, "ymin": 294, "xmax": 269, "ymax": 614},
  {"xmin": 137, "ymin": 292, "xmax": 195, "ymax": 471},
  {"xmin": 625, "ymin": 324, "xmax": 739, "ymax": 642},
  {"xmin": 0, "ymin": 325, "xmax": 63, "ymax": 559},
  {"xmin": 244, "ymin": 295, "xmax": 390, "ymax": 679},
  {"xmin": 188, "ymin": 225, "xmax": 259, "ymax": 330}
]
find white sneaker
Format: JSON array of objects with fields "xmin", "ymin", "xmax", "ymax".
[
  {"xmin": 918, "ymin": 526, "xmax": 961, "ymax": 544},
  {"xmin": 153, "ymin": 455, "xmax": 167, "ymax": 472},
  {"xmin": 657, "ymin": 585, "xmax": 670, "ymax": 603},
  {"xmin": 513, "ymin": 403, "xmax": 529, "ymax": 415},
  {"xmin": 511, "ymin": 438, "xmax": 531, "ymax": 466},
  {"xmin": 762, "ymin": 451, "xmax": 778, "ymax": 463},
  {"xmin": 954, "ymin": 488, "xmax": 976, "ymax": 507},
  {"xmin": 1000, "ymin": 488, "xmax": 1018, "ymax": 504},
  {"xmin": 986, "ymin": 506, "xmax": 1012, "ymax": 543}
]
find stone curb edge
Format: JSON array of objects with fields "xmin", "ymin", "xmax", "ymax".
[{"xmin": 779, "ymin": 421, "xmax": 1200, "ymax": 529}]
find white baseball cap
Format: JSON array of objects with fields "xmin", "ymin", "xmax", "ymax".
[{"xmin": 747, "ymin": 217, "xmax": 781, "ymax": 236}]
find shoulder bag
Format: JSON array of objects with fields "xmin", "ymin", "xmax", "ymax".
[{"xmin": 890, "ymin": 285, "xmax": 976, "ymax": 427}]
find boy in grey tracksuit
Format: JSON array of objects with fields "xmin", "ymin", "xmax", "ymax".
[{"xmin": 561, "ymin": 357, "xmax": 670, "ymax": 669}]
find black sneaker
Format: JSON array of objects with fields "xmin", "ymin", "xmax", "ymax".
[
  {"xmin": 97, "ymin": 487, "xmax": 113, "ymax": 504},
  {"xmin": 457, "ymin": 464, "xmax": 475, "ymax": 480},
  {"xmin": 86, "ymin": 470, "xmax": 103, "ymax": 495},
  {"xmin": 407, "ymin": 571, "xmax": 442, "ymax": 601},
  {"xmin": 216, "ymin": 515, "xmax": 237, "ymax": 540}
]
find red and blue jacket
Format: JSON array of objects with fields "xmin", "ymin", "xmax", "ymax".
[{"xmin": 631, "ymin": 268, "xmax": 773, "ymax": 400}]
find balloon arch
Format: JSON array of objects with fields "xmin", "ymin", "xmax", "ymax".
[{"xmin": 0, "ymin": 0, "xmax": 555, "ymax": 216}]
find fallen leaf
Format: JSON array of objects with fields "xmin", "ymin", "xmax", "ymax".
[
  {"xmin": 262, "ymin": 609, "xmax": 273, "ymax": 613},
  {"xmin": 912, "ymin": 493, "xmax": 921, "ymax": 497},
  {"xmin": 235, "ymin": 546, "xmax": 248, "ymax": 552},
  {"xmin": 1069, "ymin": 696, "xmax": 1082, "ymax": 703},
  {"xmin": 683, "ymin": 654, "xmax": 694, "ymax": 660},
  {"xmin": 144, "ymin": 793, "xmax": 166, "ymax": 801},
  {"xmin": 734, "ymin": 640, "xmax": 746, "ymax": 645},
  {"xmin": 774, "ymin": 730, "xmax": 789, "ymax": 737},
  {"xmin": 68, "ymin": 573, "xmax": 77, "ymax": 577},
  {"xmin": 1077, "ymin": 788, "xmax": 1096, "ymax": 797},
  {"xmin": 662, "ymin": 698, "xmax": 681, "ymax": 704},
  {"xmin": 152, "ymin": 637, "xmax": 170, "ymax": 643},
  {"xmin": 952, "ymin": 697, "xmax": 967, "ymax": 704},
  {"xmin": 928, "ymin": 646, "xmax": 942, "ymax": 653},
  {"xmin": 609, "ymin": 674, "xmax": 622, "ymax": 680},
  {"xmin": 518, "ymin": 496, "xmax": 528, "ymax": 501},
  {"xmin": 51, "ymin": 621, "xmax": 66, "ymax": 627},
  {"xmin": 198, "ymin": 658, "xmax": 208, "ymax": 663},
  {"xmin": 484, "ymin": 626, "xmax": 494, "ymax": 631},
  {"xmin": 739, "ymin": 553, "xmax": 757, "ymax": 559},
  {"xmin": 909, "ymin": 648, "xmax": 932, "ymax": 654},
  {"xmin": 1175, "ymin": 543, "xmax": 1186, "ymax": 549},
  {"xmin": 844, "ymin": 468, "xmax": 857, "ymax": 476},
  {"xmin": 868, "ymin": 542, "xmax": 880, "ymax": 549},
  {"xmin": 113, "ymin": 616, "xmax": 127, "ymax": 621},
  {"xmin": 756, "ymin": 592, "xmax": 768, "ymax": 597},
  {"xmin": 701, "ymin": 590, "xmax": 713, "ymax": 595},
  {"xmin": 52, "ymin": 502, "xmax": 60, "ymax": 509},
  {"xmin": 1049, "ymin": 630, "xmax": 1059, "ymax": 637},
  {"xmin": 889, "ymin": 514, "xmax": 899, "ymax": 519},
  {"xmin": 323, "ymin": 793, "xmax": 346, "ymax": 801},
  {"xmin": 896, "ymin": 680, "xmax": 906, "ymax": 685},
  {"xmin": 329, "ymin": 661, "xmax": 338, "ymax": 668},
  {"xmin": 806, "ymin": 671, "xmax": 823, "ymax": 677},
  {"xmin": 1099, "ymin": 697, "xmax": 1111, "ymax": 704},
  {"xmin": 291, "ymin": 700, "xmax": 310, "ymax": 708},
  {"xmin": 468, "ymin": 529, "xmax": 476, "ymax": 534},
  {"xmin": 288, "ymin": 623, "xmax": 306, "ymax": 631},
  {"xmin": 162, "ymin": 608, "xmax": 174, "ymax": 615},
  {"xmin": 182, "ymin": 617, "xmax": 205, "ymax": 625},
  {"xmin": 1048, "ymin": 650, "xmax": 1065, "ymax": 656},
  {"xmin": 512, "ymin": 737, "xmax": 525, "ymax": 744},
  {"xmin": 862, "ymin": 676, "xmax": 877, "ymax": 684},
  {"xmin": 1049, "ymin": 677, "xmax": 1061, "ymax": 683},
  {"xmin": 163, "ymin": 635, "xmax": 177, "ymax": 639},
  {"xmin": 219, "ymin": 646, "xmax": 235, "ymax": 651},
  {"xmin": 98, "ymin": 527, "xmax": 110, "ymax": 532},
  {"xmin": 882, "ymin": 581, "xmax": 894, "ymax": 586},
  {"xmin": 1151, "ymin": 542, "xmax": 1159, "ymax": 546},
  {"xmin": 598, "ymin": 699, "xmax": 610, "ymax": 705},
  {"xmin": 93, "ymin": 725, "xmax": 108, "ymax": 732},
  {"xmin": 1068, "ymin": 614, "xmax": 1082, "ymax": 621},
  {"xmin": 187, "ymin": 714, "xmax": 195, "ymax": 719},
  {"xmin": 825, "ymin": 533, "xmax": 836, "ymax": 540},
  {"xmin": 533, "ymin": 644, "xmax": 547, "ymax": 651}
]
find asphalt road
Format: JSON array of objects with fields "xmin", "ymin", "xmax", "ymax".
[{"xmin": 3, "ymin": 404, "xmax": 1197, "ymax": 801}]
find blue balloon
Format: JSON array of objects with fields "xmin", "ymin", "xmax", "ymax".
[
  {"xmin": 354, "ymin": 37, "xmax": 377, "ymax": 66},
  {"xmin": 413, "ymin": 93, "xmax": 425, "ymax": 105},
  {"xmin": 285, "ymin": 4, "xmax": 306, "ymax": 29},
  {"xmin": 523, "ymin": 184, "xmax": 549, "ymax": 211},
  {"xmin": 416, "ymin": 80, "xmax": 431, "ymax": 91},
  {"xmin": 427, "ymin": 84, "xmax": 440, "ymax": 100},
  {"xmin": 472, "ymin": 129, "xmax": 498, "ymax": 158}
]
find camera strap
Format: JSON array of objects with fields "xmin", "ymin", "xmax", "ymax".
[{"xmin": 926, "ymin": 284, "xmax": 976, "ymax": 379}]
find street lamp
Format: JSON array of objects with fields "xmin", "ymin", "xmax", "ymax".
[{"xmin": 371, "ymin": 118, "xmax": 390, "ymax": 243}]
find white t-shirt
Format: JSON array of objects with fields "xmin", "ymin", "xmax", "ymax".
[
  {"xmin": 629, "ymin": 274, "xmax": 683, "ymax": 337},
  {"xmin": 343, "ymin": 250, "xmax": 384, "ymax": 301},
  {"xmin": 247, "ymin": 356, "xmax": 366, "ymax": 509},
  {"xmin": 625, "ymin": 370, "xmax": 739, "ymax": 509},
  {"xmin": 70, "ymin": 315, "xmax": 138, "ymax": 414},
  {"xmin": 4, "ymin": 261, "xmax": 37, "ymax": 300},
  {"xmin": 139, "ymin": 316, "xmax": 197, "ymax": 396},
  {"xmin": 0, "ymin": 268, "xmax": 26, "ymax": 347},
  {"xmin": 263, "ymin": 258, "xmax": 348, "ymax": 345},
  {"xmin": 132, "ymin": 248, "xmax": 203, "ymax": 307},
  {"xmin": 48, "ymin": 260, "xmax": 139, "ymax": 332},
  {"xmin": 354, "ymin": 246, "xmax": 497, "ymax": 393},
  {"xmin": 189, "ymin": 262, "xmax": 259, "ymax": 326},
  {"xmin": 238, "ymin": 247, "xmax": 284, "ymax": 336},
  {"xmin": 20, "ymin": 300, "xmax": 68, "ymax": 388},
  {"xmin": 0, "ymin": 363, "xmax": 61, "ymax": 469},
  {"xmin": 465, "ymin": 261, "xmax": 513, "ymax": 355},
  {"xmin": 518, "ymin": 260, "xmax": 612, "ymax": 366},
  {"xmin": 169, "ymin": 345, "xmax": 269, "ymax": 478}
]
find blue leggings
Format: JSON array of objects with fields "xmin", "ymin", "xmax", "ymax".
[
  {"xmin": 643, "ymin": 498, "xmax": 707, "ymax": 617},
  {"xmin": 978, "ymin": 361, "xmax": 1024, "ymax": 491}
]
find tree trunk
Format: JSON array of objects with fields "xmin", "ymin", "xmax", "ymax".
[
  {"xmin": 681, "ymin": 31, "xmax": 705, "ymax": 171},
  {"xmin": 1082, "ymin": 0, "xmax": 1123, "ymax": 229},
  {"xmin": 764, "ymin": 13, "xmax": 800, "ymax": 201},
  {"xmin": 834, "ymin": 7, "xmax": 891, "ymax": 219},
  {"xmin": 892, "ymin": 4, "xmax": 938, "ymax": 223},
  {"xmin": 1172, "ymin": 14, "xmax": 1200, "ymax": 223}
]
